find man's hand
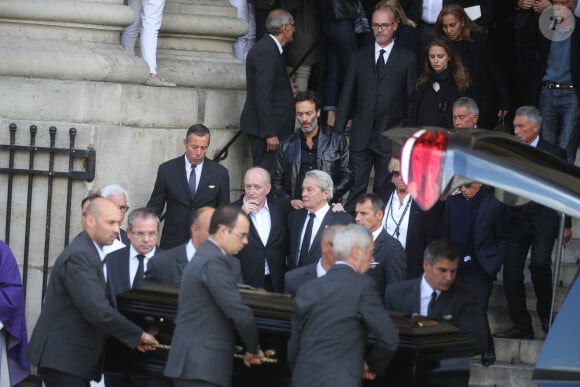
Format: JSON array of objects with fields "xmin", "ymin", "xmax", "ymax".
[
  {"xmin": 136, "ymin": 332, "xmax": 158, "ymax": 352},
  {"xmin": 291, "ymin": 82, "xmax": 300, "ymax": 95},
  {"xmin": 266, "ymin": 136, "xmax": 280, "ymax": 152},
  {"xmin": 363, "ymin": 361, "xmax": 376, "ymax": 380},
  {"xmin": 563, "ymin": 227, "xmax": 572, "ymax": 247},
  {"xmin": 517, "ymin": 0, "xmax": 535, "ymax": 9},
  {"xmin": 533, "ymin": 0, "xmax": 551, "ymax": 13},
  {"xmin": 243, "ymin": 350, "xmax": 264, "ymax": 367},
  {"xmin": 331, "ymin": 203, "xmax": 345, "ymax": 212},
  {"xmin": 242, "ymin": 201, "xmax": 260, "ymax": 214},
  {"xmin": 290, "ymin": 199, "xmax": 304, "ymax": 210}
]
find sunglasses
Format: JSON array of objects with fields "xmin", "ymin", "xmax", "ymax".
[{"xmin": 391, "ymin": 171, "xmax": 401, "ymax": 178}]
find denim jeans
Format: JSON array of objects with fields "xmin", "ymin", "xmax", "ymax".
[{"xmin": 538, "ymin": 86, "xmax": 580, "ymax": 163}]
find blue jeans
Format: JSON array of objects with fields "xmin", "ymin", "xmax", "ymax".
[{"xmin": 538, "ymin": 86, "xmax": 580, "ymax": 163}]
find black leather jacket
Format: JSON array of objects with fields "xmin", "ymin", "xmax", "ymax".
[
  {"xmin": 322, "ymin": 0, "xmax": 358, "ymax": 22},
  {"xmin": 272, "ymin": 125, "xmax": 353, "ymax": 203}
]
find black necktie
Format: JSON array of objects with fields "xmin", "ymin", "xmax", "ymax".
[
  {"xmin": 298, "ymin": 213, "xmax": 315, "ymax": 266},
  {"xmin": 376, "ymin": 49, "xmax": 386, "ymax": 77},
  {"xmin": 189, "ymin": 166, "xmax": 197, "ymax": 197},
  {"xmin": 427, "ymin": 290, "xmax": 437, "ymax": 316},
  {"xmin": 133, "ymin": 254, "xmax": 145, "ymax": 289}
]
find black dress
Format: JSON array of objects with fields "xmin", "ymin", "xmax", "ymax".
[{"xmin": 413, "ymin": 68, "xmax": 463, "ymax": 129}]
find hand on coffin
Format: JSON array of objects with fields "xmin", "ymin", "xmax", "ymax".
[
  {"xmin": 363, "ymin": 361, "xmax": 376, "ymax": 380},
  {"xmin": 243, "ymin": 350, "xmax": 264, "ymax": 367},
  {"xmin": 137, "ymin": 332, "xmax": 159, "ymax": 352}
]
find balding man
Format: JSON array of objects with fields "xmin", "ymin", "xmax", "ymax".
[
  {"xmin": 27, "ymin": 198, "xmax": 158, "ymax": 387},
  {"xmin": 144, "ymin": 206, "xmax": 215, "ymax": 286}
]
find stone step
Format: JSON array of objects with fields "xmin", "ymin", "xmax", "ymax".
[
  {"xmin": 488, "ymin": 307, "xmax": 549, "ymax": 340},
  {"xmin": 469, "ymin": 360, "xmax": 536, "ymax": 387},
  {"xmin": 488, "ymin": 282, "xmax": 567, "ymax": 312},
  {"xmin": 493, "ymin": 338, "xmax": 544, "ymax": 365}
]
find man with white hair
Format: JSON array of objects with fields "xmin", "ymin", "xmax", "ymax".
[
  {"xmin": 100, "ymin": 184, "xmax": 130, "ymax": 246},
  {"xmin": 287, "ymin": 170, "xmax": 353, "ymax": 270},
  {"xmin": 288, "ymin": 224, "xmax": 399, "ymax": 386}
]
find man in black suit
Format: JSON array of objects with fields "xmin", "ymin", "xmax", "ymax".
[
  {"xmin": 272, "ymin": 90, "xmax": 353, "ymax": 209},
  {"xmin": 101, "ymin": 184, "xmax": 131, "ymax": 247},
  {"xmin": 147, "ymin": 124, "xmax": 230, "ymax": 249},
  {"xmin": 234, "ymin": 167, "xmax": 290, "ymax": 292},
  {"xmin": 288, "ymin": 170, "xmax": 354, "ymax": 270},
  {"xmin": 105, "ymin": 207, "xmax": 170, "ymax": 386},
  {"xmin": 495, "ymin": 106, "xmax": 573, "ymax": 338},
  {"xmin": 240, "ymin": 9, "xmax": 296, "ymax": 171},
  {"xmin": 355, "ymin": 193, "xmax": 407, "ymax": 298},
  {"xmin": 27, "ymin": 198, "xmax": 158, "ymax": 387},
  {"xmin": 144, "ymin": 206, "xmax": 214, "ymax": 286},
  {"xmin": 164, "ymin": 205, "xmax": 263, "ymax": 386},
  {"xmin": 385, "ymin": 239, "xmax": 486, "ymax": 354},
  {"xmin": 536, "ymin": 0, "xmax": 580, "ymax": 163},
  {"xmin": 288, "ymin": 224, "xmax": 399, "ymax": 386},
  {"xmin": 335, "ymin": 4, "xmax": 417, "ymax": 213},
  {"xmin": 284, "ymin": 224, "xmax": 342, "ymax": 296}
]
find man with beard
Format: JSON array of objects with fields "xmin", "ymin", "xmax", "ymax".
[{"xmin": 272, "ymin": 90, "xmax": 353, "ymax": 209}]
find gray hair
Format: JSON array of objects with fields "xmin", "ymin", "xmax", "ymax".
[
  {"xmin": 304, "ymin": 170, "xmax": 334, "ymax": 201},
  {"xmin": 515, "ymin": 106, "xmax": 542, "ymax": 127},
  {"xmin": 424, "ymin": 239, "xmax": 460, "ymax": 266},
  {"xmin": 265, "ymin": 9, "xmax": 293, "ymax": 35},
  {"xmin": 127, "ymin": 207, "xmax": 159, "ymax": 229},
  {"xmin": 333, "ymin": 224, "xmax": 372, "ymax": 261},
  {"xmin": 245, "ymin": 166, "xmax": 271, "ymax": 184},
  {"xmin": 100, "ymin": 184, "xmax": 129, "ymax": 202},
  {"xmin": 321, "ymin": 224, "xmax": 343, "ymax": 244},
  {"xmin": 453, "ymin": 97, "xmax": 479, "ymax": 116}
]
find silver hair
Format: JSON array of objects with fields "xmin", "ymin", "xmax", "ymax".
[
  {"xmin": 333, "ymin": 224, "xmax": 372, "ymax": 261},
  {"xmin": 127, "ymin": 208, "xmax": 159, "ymax": 229},
  {"xmin": 265, "ymin": 10, "xmax": 293, "ymax": 35},
  {"xmin": 453, "ymin": 97, "xmax": 479, "ymax": 116},
  {"xmin": 515, "ymin": 105, "xmax": 542, "ymax": 127},
  {"xmin": 100, "ymin": 184, "xmax": 129, "ymax": 202},
  {"xmin": 245, "ymin": 166, "xmax": 271, "ymax": 184},
  {"xmin": 304, "ymin": 170, "xmax": 334, "ymax": 201}
]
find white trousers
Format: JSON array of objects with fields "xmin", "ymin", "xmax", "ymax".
[
  {"xmin": 121, "ymin": 0, "xmax": 166, "ymax": 74},
  {"xmin": 229, "ymin": 0, "xmax": 256, "ymax": 59}
]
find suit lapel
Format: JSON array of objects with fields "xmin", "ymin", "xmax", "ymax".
[
  {"xmin": 177, "ymin": 155, "xmax": 193, "ymax": 201},
  {"xmin": 310, "ymin": 210, "xmax": 331, "ymax": 255},
  {"xmin": 122, "ymin": 251, "xmax": 132, "ymax": 290}
]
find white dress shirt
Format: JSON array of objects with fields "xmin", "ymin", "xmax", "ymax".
[
  {"xmin": 128, "ymin": 245, "xmax": 156, "ymax": 288},
  {"xmin": 186, "ymin": 238, "xmax": 197, "ymax": 262},
  {"xmin": 94, "ymin": 241, "xmax": 108, "ymax": 282},
  {"xmin": 299, "ymin": 203, "xmax": 331, "ymax": 255},
  {"xmin": 420, "ymin": 274, "xmax": 440, "ymax": 316},
  {"xmin": 185, "ymin": 155, "xmax": 203, "ymax": 193},
  {"xmin": 246, "ymin": 199, "xmax": 272, "ymax": 275},
  {"xmin": 382, "ymin": 192, "xmax": 411, "ymax": 248},
  {"xmin": 375, "ymin": 40, "xmax": 395, "ymax": 64}
]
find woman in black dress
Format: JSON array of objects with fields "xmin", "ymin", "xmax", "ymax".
[
  {"xmin": 435, "ymin": 4, "xmax": 509, "ymax": 129},
  {"xmin": 412, "ymin": 37, "xmax": 471, "ymax": 128}
]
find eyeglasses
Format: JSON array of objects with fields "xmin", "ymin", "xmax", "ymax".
[
  {"xmin": 230, "ymin": 228, "xmax": 249, "ymax": 239},
  {"xmin": 119, "ymin": 205, "xmax": 130, "ymax": 213},
  {"xmin": 391, "ymin": 171, "xmax": 401, "ymax": 178},
  {"xmin": 132, "ymin": 231, "xmax": 157, "ymax": 239},
  {"xmin": 372, "ymin": 22, "xmax": 395, "ymax": 30},
  {"xmin": 460, "ymin": 183, "xmax": 472, "ymax": 189}
]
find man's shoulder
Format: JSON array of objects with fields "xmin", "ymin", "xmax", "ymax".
[
  {"xmin": 158, "ymin": 155, "xmax": 183, "ymax": 170},
  {"xmin": 285, "ymin": 263, "xmax": 316, "ymax": 281},
  {"xmin": 247, "ymin": 36, "xmax": 277, "ymax": 58},
  {"xmin": 325, "ymin": 209, "xmax": 354, "ymax": 224},
  {"xmin": 386, "ymin": 277, "xmax": 419, "ymax": 293},
  {"xmin": 203, "ymin": 158, "xmax": 228, "ymax": 174},
  {"xmin": 375, "ymin": 229, "xmax": 403, "ymax": 250},
  {"xmin": 149, "ymin": 243, "xmax": 186, "ymax": 265},
  {"xmin": 268, "ymin": 196, "xmax": 291, "ymax": 212},
  {"xmin": 106, "ymin": 246, "xmax": 130, "ymax": 263}
]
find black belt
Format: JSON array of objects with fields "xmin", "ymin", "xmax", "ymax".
[{"xmin": 543, "ymin": 81, "xmax": 575, "ymax": 89}]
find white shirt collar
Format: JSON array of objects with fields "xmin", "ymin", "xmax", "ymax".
[
  {"xmin": 371, "ymin": 227, "xmax": 382, "ymax": 241},
  {"xmin": 186, "ymin": 238, "xmax": 196, "ymax": 262},
  {"xmin": 311, "ymin": 203, "xmax": 330, "ymax": 219},
  {"xmin": 375, "ymin": 40, "xmax": 395, "ymax": 62},
  {"xmin": 316, "ymin": 258, "xmax": 327, "ymax": 278},
  {"xmin": 129, "ymin": 245, "xmax": 156, "ymax": 259},
  {"xmin": 269, "ymin": 34, "xmax": 283, "ymax": 54},
  {"xmin": 530, "ymin": 135, "xmax": 540, "ymax": 148}
]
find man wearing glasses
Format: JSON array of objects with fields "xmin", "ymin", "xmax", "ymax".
[
  {"xmin": 101, "ymin": 184, "xmax": 131, "ymax": 246},
  {"xmin": 335, "ymin": 3, "xmax": 417, "ymax": 214},
  {"xmin": 165, "ymin": 205, "xmax": 264, "ymax": 386}
]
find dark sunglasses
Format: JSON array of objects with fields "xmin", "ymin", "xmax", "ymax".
[{"xmin": 391, "ymin": 171, "xmax": 401, "ymax": 178}]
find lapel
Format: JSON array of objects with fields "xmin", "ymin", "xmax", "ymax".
[
  {"xmin": 382, "ymin": 44, "xmax": 397, "ymax": 80},
  {"xmin": 414, "ymin": 279, "xmax": 422, "ymax": 313},
  {"xmin": 368, "ymin": 44, "xmax": 380, "ymax": 81},
  {"xmin": 121, "ymin": 248, "xmax": 132, "ymax": 291},
  {"xmin": 265, "ymin": 198, "xmax": 279, "ymax": 246},
  {"xmin": 177, "ymin": 244, "xmax": 189, "ymax": 277},
  {"xmin": 310, "ymin": 209, "xmax": 331, "ymax": 254},
  {"xmin": 177, "ymin": 155, "xmax": 193, "ymax": 201},
  {"xmin": 195, "ymin": 158, "xmax": 212, "ymax": 201}
]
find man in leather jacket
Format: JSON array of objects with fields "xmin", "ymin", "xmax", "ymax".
[{"xmin": 272, "ymin": 90, "xmax": 353, "ymax": 209}]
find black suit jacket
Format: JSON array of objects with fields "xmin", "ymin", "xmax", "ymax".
[
  {"xmin": 147, "ymin": 156, "xmax": 229, "ymax": 249},
  {"xmin": 233, "ymin": 196, "xmax": 290, "ymax": 292},
  {"xmin": 367, "ymin": 229, "xmax": 407, "ymax": 299},
  {"xmin": 106, "ymin": 246, "xmax": 160, "ymax": 295},
  {"xmin": 335, "ymin": 43, "xmax": 416, "ymax": 153},
  {"xmin": 288, "ymin": 208, "xmax": 354, "ymax": 270},
  {"xmin": 384, "ymin": 278, "xmax": 486, "ymax": 353},
  {"xmin": 284, "ymin": 263, "xmax": 317, "ymax": 296},
  {"xmin": 240, "ymin": 35, "xmax": 295, "ymax": 140},
  {"xmin": 26, "ymin": 232, "xmax": 142, "ymax": 381},
  {"xmin": 143, "ymin": 243, "xmax": 189, "ymax": 286},
  {"xmin": 288, "ymin": 264, "xmax": 399, "ymax": 384}
]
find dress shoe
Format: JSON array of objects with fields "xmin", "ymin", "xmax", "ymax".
[
  {"xmin": 481, "ymin": 351, "xmax": 496, "ymax": 366},
  {"xmin": 493, "ymin": 326, "xmax": 534, "ymax": 339},
  {"xmin": 540, "ymin": 316, "xmax": 551, "ymax": 333}
]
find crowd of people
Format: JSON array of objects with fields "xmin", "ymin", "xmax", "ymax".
[{"xmin": 2, "ymin": 1, "xmax": 578, "ymax": 386}]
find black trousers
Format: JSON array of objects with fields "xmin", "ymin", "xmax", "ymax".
[
  {"xmin": 503, "ymin": 222, "xmax": 554, "ymax": 330},
  {"xmin": 345, "ymin": 147, "xmax": 392, "ymax": 213},
  {"xmin": 40, "ymin": 367, "xmax": 90, "ymax": 387},
  {"xmin": 247, "ymin": 133, "xmax": 276, "ymax": 172},
  {"xmin": 105, "ymin": 372, "xmax": 174, "ymax": 387}
]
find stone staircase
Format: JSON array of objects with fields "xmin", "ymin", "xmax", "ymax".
[{"xmin": 468, "ymin": 219, "xmax": 580, "ymax": 387}]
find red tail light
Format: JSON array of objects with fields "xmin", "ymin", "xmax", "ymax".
[{"xmin": 400, "ymin": 129, "xmax": 448, "ymax": 210}]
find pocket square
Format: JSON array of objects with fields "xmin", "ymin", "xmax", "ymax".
[{"xmin": 208, "ymin": 185, "xmax": 216, "ymax": 189}]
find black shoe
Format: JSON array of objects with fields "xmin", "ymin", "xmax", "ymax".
[
  {"xmin": 481, "ymin": 351, "xmax": 496, "ymax": 366},
  {"xmin": 540, "ymin": 316, "xmax": 551, "ymax": 333},
  {"xmin": 494, "ymin": 326, "xmax": 534, "ymax": 339}
]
